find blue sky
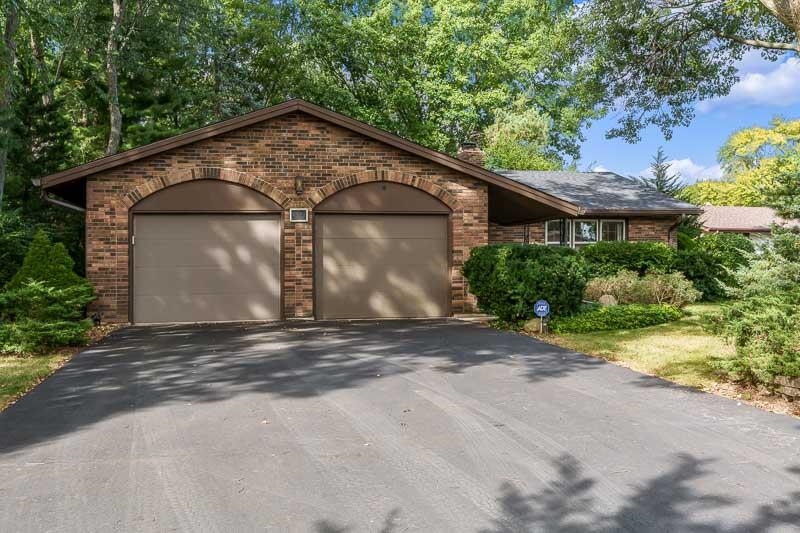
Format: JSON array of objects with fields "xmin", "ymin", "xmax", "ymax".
[{"xmin": 578, "ymin": 50, "xmax": 800, "ymax": 183}]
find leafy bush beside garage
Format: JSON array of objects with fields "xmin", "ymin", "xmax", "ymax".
[{"xmin": 463, "ymin": 244, "xmax": 588, "ymax": 324}]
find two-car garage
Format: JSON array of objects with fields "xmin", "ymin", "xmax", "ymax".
[{"xmin": 131, "ymin": 179, "xmax": 450, "ymax": 324}]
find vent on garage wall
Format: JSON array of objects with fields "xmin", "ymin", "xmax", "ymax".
[{"xmin": 290, "ymin": 208, "xmax": 309, "ymax": 223}]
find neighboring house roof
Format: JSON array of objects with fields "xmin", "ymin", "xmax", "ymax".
[
  {"xmin": 36, "ymin": 99, "xmax": 580, "ymax": 216},
  {"xmin": 700, "ymin": 206, "xmax": 797, "ymax": 233},
  {"xmin": 496, "ymin": 170, "xmax": 701, "ymax": 215}
]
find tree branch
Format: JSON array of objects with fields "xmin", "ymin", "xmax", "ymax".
[{"xmin": 715, "ymin": 31, "xmax": 800, "ymax": 52}]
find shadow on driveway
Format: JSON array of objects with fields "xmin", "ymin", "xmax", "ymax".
[{"xmin": 0, "ymin": 320, "xmax": 601, "ymax": 454}]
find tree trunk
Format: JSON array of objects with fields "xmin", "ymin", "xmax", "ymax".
[
  {"xmin": 0, "ymin": 0, "xmax": 21, "ymax": 212},
  {"xmin": 29, "ymin": 28, "xmax": 53, "ymax": 107},
  {"xmin": 759, "ymin": 1, "xmax": 800, "ymax": 38},
  {"xmin": 105, "ymin": 0, "xmax": 124, "ymax": 156}
]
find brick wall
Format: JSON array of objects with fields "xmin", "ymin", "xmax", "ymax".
[
  {"xmin": 489, "ymin": 217, "xmax": 679, "ymax": 246},
  {"xmin": 86, "ymin": 111, "xmax": 489, "ymax": 322},
  {"xmin": 628, "ymin": 217, "xmax": 680, "ymax": 246}
]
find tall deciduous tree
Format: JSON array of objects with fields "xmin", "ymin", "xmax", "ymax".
[
  {"xmin": 681, "ymin": 118, "xmax": 800, "ymax": 206},
  {"xmin": 0, "ymin": 0, "xmax": 20, "ymax": 212},
  {"xmin": 483, "ymin": 103, "xmax": 562, "ymax": 170},
  {"xmin": 104, "ymin": 0, "xmax": 124, "ymax": 155},
  {"xmin": 577, "ymin": 0, "xmax": 799, "ymax": 142}
]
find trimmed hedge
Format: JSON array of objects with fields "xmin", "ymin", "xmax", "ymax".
[
  {"xmin": 550, "ymin": 304, "xmax": 683, "ymax": 333},
  {"xmin": 580, "ymin": 241, "xmax": 676, "ymax": 277},
  {"xmin": 463, "ymin": 244, "xmax": 588, "ymax": 324}
]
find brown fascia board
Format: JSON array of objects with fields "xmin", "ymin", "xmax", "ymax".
[
  {"xmin": 38, "ymin": 99, "xmax": 580, "ymax": 216},
  {"xmin": 583, "ymin": 208, "xmax": 703, "ymax": 216}
]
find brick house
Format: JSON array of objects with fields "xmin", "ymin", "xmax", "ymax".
[{"xmin": 37, "ymin": 100, "xmax": 699, "ymax": 324}]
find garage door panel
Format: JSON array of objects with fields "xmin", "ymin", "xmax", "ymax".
[
  {"xmin": 135, "ymin": 216, "xmax": 280, "ymax": 243},
  {"xmin": 134, "ymin": 294, "xmax": 278, "ymax": 323},
  {"xmin": 133, "ymin": 267, "xmax": 279, "ymax": 296},
  {"xmin": 321, "ymin": 238, "xmax": 446, "ymax": 266},
  {"xmin": 316, "ymin": 214, "xmax": 448, "ymax": 319},
  {"xmin": 133, "ymin": 214, "xmax": 281, "ymax": 323},
  {"xmin": 320, "ymin": 216, "xmax": 444, "ymax": 239},
  {"xmin": 134, "ymin": 240, "xmax": 280, "ymax": 269}
]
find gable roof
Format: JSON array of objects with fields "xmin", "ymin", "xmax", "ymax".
[
  {"xmin": 38, "ymin": 99, "xmax": 580, "ymax": 216},
  {"xmin": 496, "ymin": 170, "xmax": 701, "ymax": 215},
  {"xmin": 700, "ymin": 206, "xmax": 797, "ymax": 232}
]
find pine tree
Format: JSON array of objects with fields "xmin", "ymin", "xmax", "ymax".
[
  {"xmin": 637, "ymin": 147, "xmax": 684, "ymax": 197},
  {"xmin": 6, "ymin": 230, "xmax": 86, "ymax": 290}
]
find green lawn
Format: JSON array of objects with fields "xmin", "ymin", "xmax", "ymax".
[
  {"xmin": 547, "ymin": 304, "xmax": 736, "ymax": 389},
  {"xmin": 0, "ymin": 352, "xmax": 72, "ymax": 411}
]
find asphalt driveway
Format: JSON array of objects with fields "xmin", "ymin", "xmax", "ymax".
[{"xmin": 1, "ymin": 320, "xmax": 798, "ymax": 532}]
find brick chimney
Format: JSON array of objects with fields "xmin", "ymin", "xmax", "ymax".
[{"xmin": 457, "ymin": 142, "xmax": 486, "ymax": 168}]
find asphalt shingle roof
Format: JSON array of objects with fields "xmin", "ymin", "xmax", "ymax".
[
  {"xmin": 699, "ymin": 206, "xmax": 797, "ymax": 232},
  {"xmin": 495, "ymin": 170, "xmax": 700, "ymax": 213}
]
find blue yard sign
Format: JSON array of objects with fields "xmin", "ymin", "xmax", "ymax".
[{"xmin": 534, "ymin": 300, "xmax": 550, "ymax": 318}]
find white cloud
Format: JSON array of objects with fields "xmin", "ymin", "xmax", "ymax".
[
  {"xmin": 698, "ymin": 55, "xmax": 800, "ymax": 112},
  {"xmin": 591, "ymin": 165, "xmax": 610, "ymax": 172},
  {"xmin": 638, "ymin": 159, "xmax": 722, "ymax": 184}
]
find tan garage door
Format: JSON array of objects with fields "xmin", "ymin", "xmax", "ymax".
[
  {"xmin": 315, "ymin": 214, "xmax": 448, "ymax": 319},
  {"xmin": 133, "ymin": 214, "xmax": 281, "ymax": 324}
]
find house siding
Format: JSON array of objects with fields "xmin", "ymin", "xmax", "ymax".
[{"xmin": 86, "ymin": 111, "xmax": 489, "ymax": 322}]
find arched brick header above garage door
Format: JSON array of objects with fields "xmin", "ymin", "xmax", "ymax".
[
  {"xmin": 131, "ymin": 178, "xmax": 284, "ymax": 212},
  {"xmin": 120, "ymin": 167, "xmax": 290, "ymax": 210},
  {"xmin": 315, "ymin": 181, "xmax": 451, "ymax": 213},
  {"xmin": 309, "ymin": 169, "xmax": 461, "ymax": 212}
]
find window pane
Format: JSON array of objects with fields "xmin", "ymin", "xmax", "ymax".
[
  {"xmin": 546, "ymin": 220, "xmax": 563, "ymax": 244},
  {"xmin": 574, "ymin": 220, "xmax": 597, "ymax": 243},
  {"xmin": 601, "ymin": 221, "xmax": 624, "ymax": 241}
]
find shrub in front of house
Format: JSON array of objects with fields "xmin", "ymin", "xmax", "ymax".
[
  {"xmin": 550, "ymin": 304, "xmax": 683, "ymax": 334},
  {"xmin": 0, "ymin": 232, "xmax": 95, "ymax": 354},
  {"xmin": 674, "ymin": 233, "xmax": 754, "ymax": 300},
  {"xmin": 708, "ymin": 253, "xmax": 800, "ymax": 384},
  {"xmin": 463, "ymin": 244, "xmax": 588, "ymax": 324},
  {"xmin": 584, "ymin": 270, "xmax": 699, "ymax": 308},
  {"xmin": 0, "ymin": 281, "xmax": 95, "ymax": 323},
  {"xmin": 580, "ymin": 241, "xmax": 676, "ymax": 277},
  {"xmin": 0, "ymin": 319, "xmax": 92, "ymax": 354}
]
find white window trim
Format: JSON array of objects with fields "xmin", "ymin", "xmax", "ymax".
[
  {"xmin": 545, "ymin": 219, "xmax": 571, "ymax": 246},
  {"xmin": 544, "ymin": 218, "xmax": 627, "ymax": 248},
  {"xmin": 572, "ymin": 219, "xmax": 599, "ymax": 246},
  {"xmin": 600, "ymin": 219, "xmax": 626, "ymax": 242}
]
